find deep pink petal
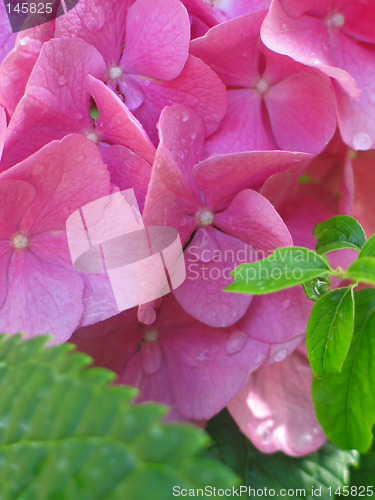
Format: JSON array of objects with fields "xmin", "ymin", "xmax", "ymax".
[
  {"xmin": 0, "ymin": 24, "xmax": 54, "ymax": 115},
  {"xmin": 55, "ymin": 0, "xmax": 131, "ymax": 66},
  {"xmin": 132, "ymin": 55, "xmax": 227, "ymax": 143},
  {"xmin": 174, "ymin": 228, "xmax": 253, "ymax": 327},
  {"xmin": 121, "ymin": 0, "xmax": 190, "ymax": 80},
  {"xmin": 193, "ymin": 151, "xmax": 311, "ymax": 211},
  {"xmin": 215, "ymin": 189, "xmax": 293, "ymax": 251},
  {"xmin": 0, "ymin": 179, "xmax": 35, "ymax": 238},
  {"xmin": 88, "ymin": 75, "xmax": 155, "ymax": 164},
  {"xmin": 228, "ymin": 348, "xmax": 326, "ymax": 457},
  {"xmin": 2, "ymin": 38, "xmax": 106, "ymax": 170},
  {"xmin": 0, "ymin": 251, "xmax": 84, "ymax": 342},
  {"xmin": 0, "ymin": 1, "xmax": 16, "ymax": 65},
  {"xmin": 0, "ymin": 106, "xmax": 6, "ymax": 158}
]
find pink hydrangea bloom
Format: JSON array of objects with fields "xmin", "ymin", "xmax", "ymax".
[
  {"xmin": 143, "ymin": 104, "xmax": 311, "ymax": 327},
  {"xmin": 191, "ymin": 12, "xmax": 337, "ymax": 155},
  {"xmin": 0, "ymin": 134, "xmax": 112, "ymax": 341},
  {"xmin": 261, "ymin": 0, "xmax": 375, "ymax": 150}
]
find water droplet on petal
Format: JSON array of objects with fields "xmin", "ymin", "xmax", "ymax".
[
  {"xmin": 190, "ymin": 132, "xmax": 197, "ymax": 140},
  {"xmin": 57, "ymin": 75, "xmax": 67, "ymax": 86},
  {"xmin": 282, "ymin": 299, "xmax": 290, "ymax": 310},
  {"xmin": 256, "ymin": 419, "xmax": 274, "ymax": 443},
  {"xmin": 273, "ymin": 348, "xmax": 288, "ymax": 363},
  {"xmin": 253, "ymin": 352, "xmax": 266, "ymax": 365},
  {"xmin": 82, "ymin": 4, "xmax": 105, "ymax": 32},
  {"xmin": 181, "ymin": 113, "xmax": 189, "ymax": 122},
  {"xmin": 226, "ymin": 330, "xmax": 248, "ymax": 354},
  {"xmin": 353, "ymin": 131, "xmax": 372, "ymax": 150}
]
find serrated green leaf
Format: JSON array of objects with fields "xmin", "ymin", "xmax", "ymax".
[
  {"xmin": 226, "ymin": 247, "xmax": 332, "ymax": 295},
  {"xmin": 307, "ymin": 287, "xmax": 355, "ymax": 378},
  {"xmin": 0, "ymin": 336, "xmax": 238, "ymax": 500},
  {"xmin": 204, "ymin": 410, "xmax": 358, "ymax": 499},
  {"xmin": 359, "ymin": 234, "xmax": 375, "ymax": 258},
  {"xmin": 314, "ymin": 216, "xmax": 366, "ymax": 254},
  {"xmin": 313, "ymin": 289, "xmax": 375, "ymax": 452},
  {"xmin": 346, "ymin": 257, "xmax": 375, "ymax": 286}
]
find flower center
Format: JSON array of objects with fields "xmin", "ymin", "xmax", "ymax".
[
  {"xmin": 326, "ymin": 12, "xmax": 345, "ymax": 28},
  {"xmin": 85, "ymin": 130, "xmax": 100, "ymax": 144},
  {"xmin": 255, "ymin": 77, "xmax": 269, "ymax": 95},
  {"xmin": 12, "ymin": 233, "xmax": 30, "ymax": 250},
  {"xmin": 107, "ymin": 66, "xmax": 123, "ymax": 81},
  {"xmin": 144, "ymin": 329, "xmax": 159, "ymax": 342},
  {"xmin": 196, "ymin": 209, "xmax": 214, "ymax": 227}
]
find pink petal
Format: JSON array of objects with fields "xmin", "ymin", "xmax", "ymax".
[
  {"xmin": 55, "ymin": 0, "xmax": 131, "ymax": 66},
  {"xmin": 2, "ymin": 38, "xmax": 106, "ymax": 170},
  {"xmin": 352, "ymin": 150, "xmax": 375, "ymax": 237},
  {"xmin": 121, "ymin": 0, "xmax": 190, "ymax": 80},
  {"xmin": 0, "ymin": 106, "xmax": 6, "ymax": 158},
  {"xmin": 0, "ymin": 251, "xmax": 84, "ymax": 342},
  {"xmin": 228, "ymin": 348, "xmax": 326, "ymax": 457},
  {"xmin": 239, "ymin": 287, "xmax": 311, "ymax": 344},
  {"xmin": 194, "ymin": 151, "xmax": 311, "ymax": 211},
  {"xmin": 266, "ymin": 72, "xmax": 336, "ymax": 153},
  {"xmin": 261, "ymin": 0, "xmax": 359, "ymax": 97},
  {"xmin": 100, "ymin": 145, "xmax": 151, "ymax": 211},
  {"xmin": 0, "ymin": 24, "xmax": 54, "ymax": 115},
  {"xmin": 190, "ymin": 13, "xmax": 262, "ymax": 87},
  {"xmin": 0, "ymin": 1, "xmax": 16, "ymax": 65},
  {"xmin": 204, "ymin": 89, "xmax": 276, "ymax": 156},
  {"xmin": 88, "ymin": 75, "xmax": 155, "ymax": 164},
  {"xmin": 174, "ymin": 228, "xmax": 253, "ymax": 327},
  {"xmin": 215, "ymin": 189, "xmax": 293, "ymax": 251},
  {"xmin": 2, "ymin": 134, "xmax": 111, "ymax": 234},
  {"xmin": 132, "ymin": 55, "xmax": 227, "ymax": 143},
  {"xmin": 143, "ymin": 105, "xmax": 205, "ymax": 243},
  {"xmin": 0, "ymin": 179, "xmax": 35, "ymax": 239}
]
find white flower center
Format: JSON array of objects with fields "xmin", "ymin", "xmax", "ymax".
[
  {"xmin": 107, "ymin": 66, "xmax": 123, "ymax": 81},
  {"xmin": 12, "ymin": 233, "xmax": 30, "ymax": 250},
  {"xmin": 144, "ymin": 329, "xmax": 159, "ymax": 342},
  {"xmin": 326, "ymin": 13, "xmax": 345, "ymax": 28},
  {"xmin": 255, "ymin": 77, "xmax": 269, "ymax": 95},
  {"xmin": 85, "ymin": 130, "xmax": 99, "ymax": 144},
  {"xmin": 196, "ymin": 209, "xmax": 214, "ymax": 227}
]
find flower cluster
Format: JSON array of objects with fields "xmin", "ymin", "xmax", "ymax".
[{"xmin": 0, "ymin": 0, "xmax": 374, "ymax": 457}]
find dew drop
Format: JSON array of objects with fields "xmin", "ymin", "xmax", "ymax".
[
  {"xmin": 254, "ymin": 352, "xmax": 266, "ymax": 365},
  {"xmin": 353, "ymin": 131, "xmax": 373, "ymax": 150},
  {"xmin": 190, "ymin": 132, "xmax": 197, "ymax": 140},
  {"xmin": 57, "ymin": 75, "xmax": 67, "ymax": 86},
  {"xmin": 226, "ymin": 330, "xmax": 248, "ymax": 354},
  {"xmin": 273, "ymin": 348, "xmax": 288, "ymax": 363},
  {"xmin": 82, "ymin": 4, "xmax": 105, "ymax": 32},
  {"xmin": 181, "ymin": 113, "xmax": 190, "ymax": 122},
  {"xmin": 256, "ymin": 419, "xmax": 274, "ymax": 443},
  {"xmin": 282, "ymin": 299, "xmax": 290, "ymax": 310}
]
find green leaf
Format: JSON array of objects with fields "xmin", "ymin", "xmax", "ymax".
[
  {"xmin": 0, "ymin": 335, "xmax": 237, "ymax": 500},
  {"xmin": 346, "ymin": 257, "xmax": 375, "ymax": 286},
  {"xmin": 307, "ymin": 287, "xmax": 355, "ymax": 378},
  {"xmin": 226, "ymin": 247, "xmax": 332, "ymax": 295},
  {"xmin": 313, "ymin": 289, "xmax": 375, "ymax": 452},
  {"xmin": 205, "ymin": 410, "xmax": 358, "ymax": 499},
  {"xmin": 314, "ymin": 216, "xmax": 366, "ymax": 254},
  {"xmin": 359, "ymin": 233, "xmax": 375, "ymax": 258},
  {"xmin": 351, "ymin": 453, "xmax": 375, "ymax": 487}
]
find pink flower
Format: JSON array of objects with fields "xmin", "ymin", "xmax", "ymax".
[
  {"xmin": 71, "ymin": 293, "xmax": 298, "ymax": 421},
  {"xmin": 191, "ymin": 12, "xmax": 337, "ymax": 155},
  {"xmin": 1, "ymin": 38, "xmax": 154, "ymax": 207},
  {"xmin": 55, "ymin": 0, "xmax": 227, "ymax": 143},
  {"xmin": 0, "ymin": 134, "xmax": 112, "ymax": 341},
  {"xmin": 228, "ymin": 346, "xmax": 326, "ymax": 456},
  {"xmin": 143, "ymin": 104, "xmax": 311, "ymax": 329},
  {"xmin": 261, "ymin": 0, "xmax": 375, "ymax": 150},
  {"xmin": 352, "ymin": 150, "xmax": 375, "ymax": 237}
]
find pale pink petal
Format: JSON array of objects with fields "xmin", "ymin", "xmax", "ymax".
[
  {"xmin": 228, "ymin": 348, "xmax": 326, "ymax": 457},
  {"xmin": 132, "ymin": 55, "xmax": 227, "ymax": 143},
  {"xmin": 194, "ymin": 151, "xmax": 311, "ymax": 211},
  {"xmin": 174, "ymin": 228, "xmax": 253, "ymax": 327},
  {"xmin": 121, "ymin": 0, "xmax": 190, "ymax": 80},
  {"xmin": 88, "ymin": 75, "xmax": 155, "ymax": 164}
]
